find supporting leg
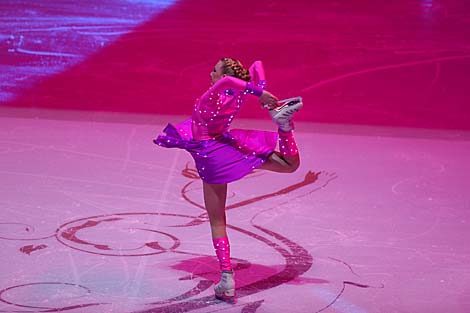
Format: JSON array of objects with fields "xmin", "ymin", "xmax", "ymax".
[
  {"xmin": 203, "ymin": 182, "xmax": 228, "ymax": 239},
  {"xmin": 202, "ymin": 182, "xmax": 235, "ymax": 303}
]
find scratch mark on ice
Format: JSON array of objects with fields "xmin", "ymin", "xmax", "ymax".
[{"xmin": 15, "ymin": 48, "xmax": 80, "ymax": 58}]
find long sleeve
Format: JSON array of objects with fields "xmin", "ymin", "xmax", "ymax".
[
  {"xmin": 249, "ymin": 60, "xmax": 267, "ymax": 90},
  {"xmin": 210, "ymin": 76, "xmax": 264, "ymax": 97}
]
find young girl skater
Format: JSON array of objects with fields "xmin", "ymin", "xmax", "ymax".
[{"xmin": 154, "ymin": 57, "xmax": 303, "ymax": 303}]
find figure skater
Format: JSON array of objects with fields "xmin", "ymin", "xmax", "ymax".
[{"xmin": 154, "ymin": 57, "xmax": 303, "ymax": 303}]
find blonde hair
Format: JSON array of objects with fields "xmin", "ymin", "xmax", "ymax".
[{"xmin": 220, "ymin": 57, "xmax": 251, "ymax": 82}]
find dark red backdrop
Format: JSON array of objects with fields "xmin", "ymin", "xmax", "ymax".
[{"xmin": 2, "ymin": 0, "xmax": 470, "ymax": 130}]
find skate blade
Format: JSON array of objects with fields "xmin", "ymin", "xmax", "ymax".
[
  {"xmin": 273, "ymin": 96, "xmax": 303, "ymax": 112},
  {"xmin": 277, "ymin": 96, "xmax": 303, "ymax": 105},
  {"xmin": 264, "ymin": 96, "xmax": 303, "ymax": 110},
  {"xmin": 215, "ymin": 292, "xmax": 236, "ymax": 304}
]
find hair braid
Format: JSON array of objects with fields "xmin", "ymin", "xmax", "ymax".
[{"xmin": 221, "ymin": 57, "xmax": 251, "ymax": 82}]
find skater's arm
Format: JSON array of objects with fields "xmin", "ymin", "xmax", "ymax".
[
  {"xmin": 212, "ymin": 76, "xmax": 277, "ymax": 106},
  {"xmin": 211, "ymin": 76, "xmax": 265, "ymax": 96},
  {"xmin": 249, "ymin": 60, "xmax": 267, "ymax": 90},
  {"xmin": 249, "ymin": 61, "xmax": 278, "ymax": 108}
]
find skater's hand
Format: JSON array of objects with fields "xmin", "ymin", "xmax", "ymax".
[{"xmin": 259, "ymin": 91, "xmax": 278, "ymax": 109}]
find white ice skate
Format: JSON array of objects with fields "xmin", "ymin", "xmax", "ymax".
[
  {"xmin": 270, "ymin": 96, "xmax": 303, "ymax": 131},
  {"xmin": 214, "ymin": 270, "xmax": 236, "ymax": 303}
]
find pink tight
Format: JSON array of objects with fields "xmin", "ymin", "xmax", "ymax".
[
  {"xmin": 213, "ymin": 237, "xmax": 232, "ymax": 272},
  {"xmin": 278, "ymin": 130, "xmax": 298, "ymax": 157}
]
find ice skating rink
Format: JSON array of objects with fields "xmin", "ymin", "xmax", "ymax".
[{"xmin": 1, "ymin": 1, "xmax": 470, "ymax": 312}]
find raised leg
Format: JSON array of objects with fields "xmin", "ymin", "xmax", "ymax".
[
  {"xmin": 259, "ymin": 130, "xmax": 300, "ymax": 173},
  {"xmin": 260, "ymin": 96, "xmax": 303, "ymax": 173}
]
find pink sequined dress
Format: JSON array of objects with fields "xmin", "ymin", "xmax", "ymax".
[{"xmin": 154, "ymin": 61, "xmax": 278, "ymax": 184}]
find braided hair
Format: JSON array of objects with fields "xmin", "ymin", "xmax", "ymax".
[{"xmin": 220, "ymin": 57, "xmax": 251, "ymax": 82}]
